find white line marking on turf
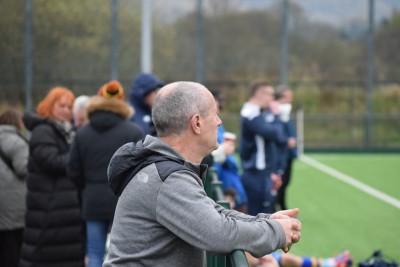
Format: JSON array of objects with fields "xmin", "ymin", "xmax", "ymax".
[{"xmin": 300, "ymin": 155, "xmax": 400, "ymax": 209}]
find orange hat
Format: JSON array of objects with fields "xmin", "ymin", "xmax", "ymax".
[{"xmin": 98, "ymin": 80, "xmax": 124, "ymax": 100}]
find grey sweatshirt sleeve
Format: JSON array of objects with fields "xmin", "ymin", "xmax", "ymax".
[
  {"xmin": 156, "ymin": 170, "xmax": 286, "ymax": 257},
  {"xmin": 213, "ymin": 202, "xmax": 271, "ymax": 221}
]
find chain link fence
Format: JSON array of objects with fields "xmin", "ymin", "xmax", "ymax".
[{"xmin": 1, "ymin": 0, "xmax": 399, "ymax": 151}]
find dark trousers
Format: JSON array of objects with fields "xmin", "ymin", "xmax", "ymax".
[
  {"xmin": 242, "ymin": 169, "xmax": 274, "ymax": 216},
  {"xmin": 0, "ymin": 228, "xmax": 24, "ymax": 267},
  {"xmin": 277, "ymin": 159, "xmax": 294, "ymax": 210}
]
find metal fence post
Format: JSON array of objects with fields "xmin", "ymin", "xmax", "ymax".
[
  {"xmin": 24, "ymin": 0, "xmax": 33, "ymax": 112},
  {"xmin": 280, "ymin": 0, "xmax": 288, "ymax": 86},
  {"xmin": 196, "ymin": 0, "xmax": 204, "ymax": 83},
  {"xmin": 296, "ymin": 108, "xmax": 304, "ymax": 156},
  {"xmin": 141, "ymin": 0, "xmax": 152, "ymax": 73},
  {"xmin": 111, "ymin": 0, "xmax": 119, "ymax": 80},
  {"xmin": 365, "ymin": 0, "xmax": 375, "ymax": 149}
]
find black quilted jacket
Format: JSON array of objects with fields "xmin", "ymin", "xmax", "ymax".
[{"xmin": 19, "ymin": 113, "xmax": 84, "ymax": 267}]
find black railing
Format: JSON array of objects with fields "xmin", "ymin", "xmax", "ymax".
[{"xmin": 204, "ymin": 167, "xmax": 249, "ymax": 267}]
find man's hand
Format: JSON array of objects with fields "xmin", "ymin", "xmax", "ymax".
[
  {"xmin": 270, "ymin": 173, "xmax": 282, "ymax": 191},
  {"xmin": 270, "ymin": 208, "xmax": 301, "ymax": 253},
  {"xmin": 275, "ymin": 218, "xmax": 301, "ymax": 253},
  {"xmin": 270, "ymin": 208, "xmax": 299, "ymax": 220},
  {"xmin": 287, "ymin": 137, "xmax": 297, "ymax": 148}
]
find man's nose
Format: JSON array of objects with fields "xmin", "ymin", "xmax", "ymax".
[{"xmin": 217, "ymin": 115, "xmax": 222, "ymax": 126}]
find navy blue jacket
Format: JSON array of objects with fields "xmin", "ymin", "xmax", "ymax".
[
  {"xmin": 128, "ymin": 73, "xmax": 164, "ymax": 135},
  {"xmin": 285, "ymin": 118, "xmax": 298, "ymax": 160},
  {"xmin": 275, "ymin": 118, "xmax": 298, "ymax": 172},
  {"xmin": 239, "ymin": 103, "xmax": 287, "ymax": 173}
]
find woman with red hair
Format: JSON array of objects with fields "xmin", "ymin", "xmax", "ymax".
[{"xmin": 19, "ymin": 87, "xmax": 85, "ymax": 267}]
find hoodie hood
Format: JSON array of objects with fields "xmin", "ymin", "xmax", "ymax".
[
  {"xmin": 22, "ymin": 112, "xmax": 74, "ymax": 144},
  {"xmin": 108, "ymin": 135, "xmax": 207, "ymax": 196},
  {"xmin": 107, "ymin": 140, "xmax": 184, "ymax": 196},
  {"xmin": 0, "ymin": 124, "xmax": 19, "ymax": 135},
  {"xmin": 23, "ymin": 112, "xmax": 48, "ymax": 131},
  {"xmin": 129, "ymin": 73, "xmax": 164, "ymax": 106}
]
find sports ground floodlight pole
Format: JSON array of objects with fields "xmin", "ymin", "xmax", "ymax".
[
  {"xmin": 196, "ymin": 0, "xmax": 204, "ymax": 84},
  {"xmin": 24, "ymin": 0, "xmax": 33, "ymax": 112},
  {"xmin": 280, "ymin": 0, "xmax": 289, "ymax": 86},
  {"xmin": 141, "ymin": 0, "xmax": 152, "ymax": 73},
  {"xmin": 111, "ymin": 0, "xmax": 119, "ymax": 80},
  {"xmin": 366, "ymin": 0, "xmax": 375, "ymax": 149}
]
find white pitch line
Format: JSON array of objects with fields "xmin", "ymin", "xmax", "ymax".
[{"xmin": 300, "ymin": 155, "xmax": 400, "ymax": 209}]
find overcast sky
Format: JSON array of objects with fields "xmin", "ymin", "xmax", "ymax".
[{"xmin": 153, "ymin": 0, "xmax": 400, "ymax": 27}]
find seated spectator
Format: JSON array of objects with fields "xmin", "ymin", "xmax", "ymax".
[
  {"xmin": 211, "ymin": 90, "xmax": 248, "ymax": 213},
  {"xmin": 246, "ymin": 250, "xmax": 352, "ymax": 267}
]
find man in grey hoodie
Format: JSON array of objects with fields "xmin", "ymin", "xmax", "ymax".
[{"xmin": 103, "ymin": 81, "xmax": 301, "ymax": 267}]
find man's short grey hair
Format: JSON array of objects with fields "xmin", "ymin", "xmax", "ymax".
[
  {"xmin": 73, "ymin": 95, "xmax": 90, "ymax": 115},
  {"xmin": 152, "ymin": 82, "xmax": 210, "ymax": 137}
]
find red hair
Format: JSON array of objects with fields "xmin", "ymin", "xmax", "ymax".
[{"xmin": 37, "ymin": 87, "xmax": 75, "ymax": 118}]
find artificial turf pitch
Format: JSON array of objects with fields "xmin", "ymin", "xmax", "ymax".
[{"xmin": 286, "ymin": 153, "xmax": 400, "ymax": 264}]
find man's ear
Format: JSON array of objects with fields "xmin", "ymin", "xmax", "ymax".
[{"xmin": 190, "ymin": 114, "xmax": 201, "ymax": 135}]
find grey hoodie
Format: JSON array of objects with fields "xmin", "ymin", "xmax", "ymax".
[{"xmin": 104, "ymin": 135, "xmax": 286, "ymax": 267}]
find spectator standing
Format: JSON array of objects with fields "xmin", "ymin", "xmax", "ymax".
[
  {"xmin": 239, "ymin": 81, "xmax": 286, "ymax": 215},
  {"xmin": 72, "ymin": 95, "xmax": 90, "ymax": 128},
  {"xmin": 103, "ymin": 81, "xmax": 301, "ymax": 267},
  {"xmin": 68, "ymin": 80, "xmax": 144, "ymax": 267},
  {"xmin": 261, "ymin": 96, "xmax": 287, "ymax": 212},
  {"xmin": 0, "ymin": 108, "xmax": 29, "ymax": 267},
  {"xmin": 128, "ymin": 72, "xmax": 164, "ymax": 135},
  {"xmin": 19, "ymin": 87, "xmax": 85, "ymax": 267},
  {"xmin": 275, "ymin": 85, "xmax": 297, "ymax": 210}
]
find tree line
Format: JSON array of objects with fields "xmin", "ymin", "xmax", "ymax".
[{"xmin": 0, "ymin": 0, "xmax": 399, "ymax": 114}]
